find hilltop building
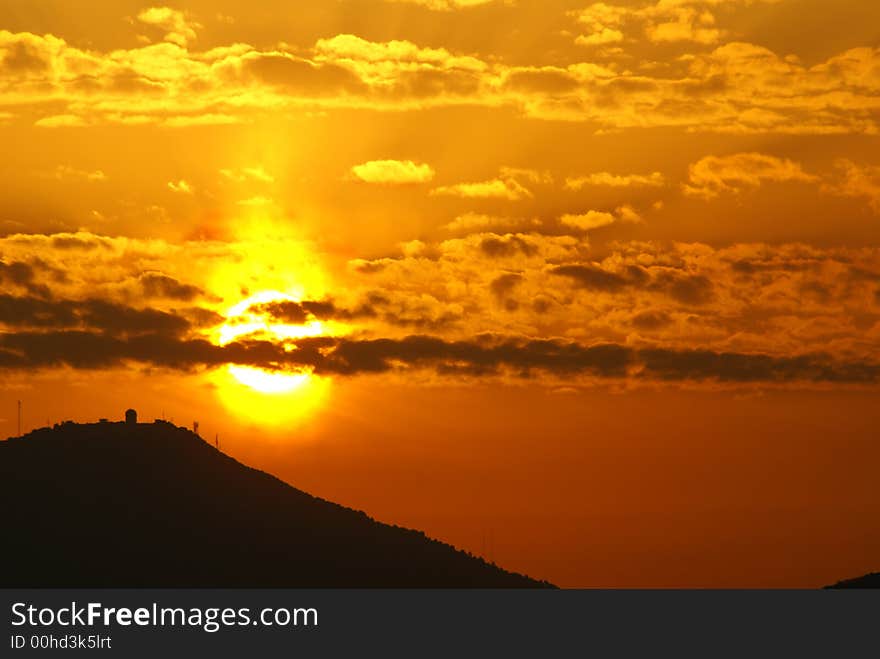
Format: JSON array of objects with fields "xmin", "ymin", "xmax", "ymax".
[{"xmin": 125, "ymin": 409, "xmax": 138, "ymax": 425}]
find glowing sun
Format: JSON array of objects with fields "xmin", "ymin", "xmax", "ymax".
[{"xmin": 212, "ymin": 290, "xmax": 331, "ymax": 425}]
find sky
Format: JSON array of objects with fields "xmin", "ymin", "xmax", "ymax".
[{"xmin": 1, "ymin": 0, "xmax": 880, "ymax": 587}]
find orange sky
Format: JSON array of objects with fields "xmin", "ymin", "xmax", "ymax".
[{"xmin": 2, "ymin": 0, "xmax": 880, "ymax": 587}]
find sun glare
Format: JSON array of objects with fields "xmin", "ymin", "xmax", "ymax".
[
  {"xmin": 211, "ymin": 289, "xmax": 334, "ymax": 426},
  {"xmin": 227, "ymin": 366, "xmax": 310, "ymax": 394}
]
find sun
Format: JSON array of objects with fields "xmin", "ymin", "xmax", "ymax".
[
  {"xmin": 211, "ymin": 290, "xmax": 334, "ymax": 425},
  {"xmin": 226, "ymin": 366, "xmax": 310, "ymax": 395}
]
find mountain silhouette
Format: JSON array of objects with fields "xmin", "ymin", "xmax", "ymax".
[
  {"xmin": 1, "ymin": 418, "xmax": 551, "ymax": 588},
  {"xmin": 825, "ymin": 573, "xmax": 880, "ymax": 588}
]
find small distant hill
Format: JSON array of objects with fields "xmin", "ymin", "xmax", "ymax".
[
  {"xmin": 825, "ymin": 573, "xmax": 880, "ymax": 589},
  {"xmin": 0, "ymin": 420, "xmax": 550, "ymax": 588}
]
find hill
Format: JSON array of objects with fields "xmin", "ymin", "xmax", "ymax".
[
  {"xmin": 0, "ymin": 419, "xmax": 550, "ymax": 587},
  {"xmin": 825, "ymin": 573, "xmax": 880, "ymax": 589}
]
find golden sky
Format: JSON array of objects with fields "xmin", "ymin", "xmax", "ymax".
[{"xmin": 2, "ymin": 0, "xmax": 880, "ymax": 586}]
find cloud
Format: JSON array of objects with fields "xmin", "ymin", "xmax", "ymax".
[
  {"xmin": 683, "ymin": 152, "xmax": 819, "ymax": 199},
  {"xmin": 559, "ymin": 211, "xmax": 617, "ymax": 231},
  {"xmin": 0, "ymin": 260, "xmax": 51, "ymax": 298},
  {"xmin": 167, "ymin": 179, "xmax": 193, "ymax": 194},
  {"xmin": 220, "ymin": 167, "xmax": 274, "ymax": 183},
  {"xmin": 0, "ymin": 294, "xmax": 191, "ymax": 336},
  {"xmin": 136, "ymin": 7, "xmax": 200, "ymax": 47},
  {"xmin": 570, "ymin": 1, "xmax": 779, "ymax": 48},
  {"xmin": 565, "ymin": 171, "xmax": 665, "ymax": 189},
  {"xmin": 350, "ymin": 159, "xmax": 435, "ymax": 184},
  {"xmin": 431, "ymin": 167, "xmax": 544, "ymax": 201},
  {"xmin": 162, "ymin": 114, "xmax": 242, "ymax": 127},
  {"xmin": 432, "ymin": 178, "xmax": 532, "ymax": 200},
  {"xmin": 383, "ymin": 0, "xmax": 498, "ymax": 9},
  {"xmin": 1, "ymin": 327, "xmax": 877, "ymax": 386},
  {"xmin": 575, "ymin": 28, "xmax": 624, "ymax": 47},
  {"xmin": 489, "ymin": 272, "xmax": 523, "ymax": 299},
  {"xmin": 138, "ymin": 272, "xmax": 204, "ymax": 301},
  {"xmin": 50, "ymin": 165, "xmax": 106, "ymax": 182},
  {"xmin": 1, "ymin": 27, "xmax": 878, "ymax": 134},
  {"xmin": 559, "ymin": 205, "xmax": 642, "ymax": 231},
  {"xmin": 822, "ymin": 160, "xmax": 880, "ymax": 213},
  {"xmin": 442, "ymin": 213, "xmax": 541, "ymax": 233},
  {"xmin": 551, "ymin": 261, "xmax": 712, "ymax": 304},
  {"xmin": 645, "ymin": 7, "xmax": 721, "ymax": 45},
  {"xmin": 314, "ymin": 33, "xmax": 487, "ymax": 72},
  {"xmin": 34, "ymin": 114, "xmax": 88, "ymax": 128},
  {"xmin": 236, "ymin": 196, "xmax": 273, "ymax": 206},
  {"xmin": 3, "ymin": 226, "xmax": 880, "ymax": 389}
]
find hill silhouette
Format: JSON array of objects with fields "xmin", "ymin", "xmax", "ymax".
[
  {"xmin": 0, "ymin": 419, "xmax": 550, "ymax": 588},
  {"xmin": 825, "ymin": 573, "xmax": 880, "ymax": 588}
]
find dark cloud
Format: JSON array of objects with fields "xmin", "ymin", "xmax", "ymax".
[
  {"xmin": 532, "ymin": 295, "xmax": 554, "ymax": 314},
  {"xmin": 252, "ymin": 300, "xmax": 311, "ymax": 324},
  {"xmin": 631, "ymin": 310, "xmax": 672, "ymax": 330},
  {"xmin": 243, "ymin": 55, "xmax": 365, "ymax": 95},
  {"xmin": 0, "ymin": 295, "xmax": 190, "ymax": 335},
  {"xmin": 652, "ymin": 272, "xmax": 713, "ymax": 305},
  {"xmin": 48, "ymin": 235, "xmax": 112, "ymax": 251},
  {"xmin": 397, "ymin": 69, "xmax": 482, "ymax": 98},
  {"xmin": 0, "ymin": 260, "xmax": 51, "ymax": 298},
  {"xmin": 489, "ymin": 273, "xmax": 523, "ymax": 300},
  {"xmin": 848, "ymin": 266, "xmax": 880, "ymax": 283},
  {"xmin": 248, "ymin": 298, "xmax": 375, "ymax": 324},
  {"xmin": 139, "ymin": 272, "xmax": 204, "ymax": 301},
  {"xmin": 0, "ymin": 332, "xmax": 284, "ymax": 371},
  {"xmin": 249, "ymin": 296, "xmax": 459, "ymax": 329},
  {"xmin": 0, "ymin": 40, "xmax": 49, "ymax": 74},
  {"xmin": 351, "ymin": 260, "xmax": 388, "ymax": 274},
  {"xmin": 551, "ymin": 263, "xmax": 713, "ymax": 305},
  {"xmin": 179, "ymin": 307, "xmax": 225, "ymax": 329},
  {"xmin": 729, "ymin": 258, "xmax": 816, "ymax": 275},
  {"xmin": 0, "ymin": 327, "xmax": 877, "ymax": 385},
  {"xmin": 551, "ymin": 264, "xmax": 631, "ymax": 292},
  {"xmin": 798, "ymin": 280, "xmax": 832, "ymax": 304},
  {"xmin": 503, "ymin": 70, "xmax": 579, "ymax": 95},
  {"xmin": 636, "ymin": 348, "xmax": 878, "ymax": 384},
  {"xmin": 480, "ymin": 236, "xmax": 537, "ymax": 258}
]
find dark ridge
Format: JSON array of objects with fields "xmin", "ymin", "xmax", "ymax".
[
  {"xmin": 825, "ymin": 573, "xmax": 880, "ymax": 589},
  {"xmin": 0, "ymin": 420, "xmax": 552, "ymax": 588}
]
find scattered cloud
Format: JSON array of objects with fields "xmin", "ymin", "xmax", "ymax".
[
  {"xmin": 443, "ymin": 213, "xmax": 541, "ymax": 233},
  {"xmin": 34, "ymin": 114, "xmax": 88, "ymax": 128},
  {"xmin": 3, "ymin": 230, "xmax": 880, "ymax": 388},
  {"xmin": 432, "ymin": 168, "xmax": 542, "ymax": 201},
  {"xmin": 559, "ymin": 205, "xmax": 642, "ymax": 231},
  {"xmin": 822, "ymin": 160, "xmax": 880, "ymax": 213},
  {"xmin": 2, "ymin": 28, "xmax": 879, "ymax": 134},
  {"xmin": 136, "ymin": 6, "xmax": 200, "ymax": 47},
  {"xmin": 220, "ymin": 167, "xmax": 274, "ymax": 183},
  {"xmin": 570, "ymin": 0, "xmax": 779, "ymax": 48},
  {"xmin": 1, "ymin": 325, "xmax": 876, "ymax": 386},
  {"xmin": 383, "ymin": 0, "xmax": 498, "ymax": 10},
  {"xmin": 683, "ymin": 152, "xmax": 819, "ymax": 199},
  {"xmin": 350, "ymin": 159, "xmax": 435, "ymax": 184},
  {"xmin": 50, "ymin": 165, "xmax": 107, "ymax": 182},
  {"xmin": 645, "ymin": 7, "xmax": 721, "ymax": 45},
  {"xmin": 565, "ymin": 171, "xmax": 665, "ymax": 189},
  {"xmin": 236, "ymin": 195, "xmax": 273, "ymax": 206},
  {"xmin": 432, "ymin": 177, "xmax": 532, "ymax": 200},
  {"xmin": 138, "ymin": 272, "xmax": 204, "ymax": 301},
  {"xmin": 560, "ymin": 211, "xmax": 616, "ymax": 231},
  {"xmin": 167, "ymin": 179, "xmax": 193, "ymax": 194}
]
